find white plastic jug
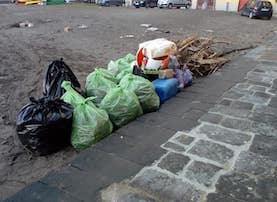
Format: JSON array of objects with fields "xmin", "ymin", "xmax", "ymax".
[{"xmin": 138, "ymin": 38, "xmax": 177, "ymax": 59}]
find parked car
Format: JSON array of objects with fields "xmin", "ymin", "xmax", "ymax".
[
  {"xmin": 98, "ymin": 0, "xmax": 124, "ymax": 6},
  {"xmin": 133, "ymin": 0, "xmax": 157, "ymax": 8},
  {"xmin": 240, "ymin": 0, "xmax": 273, "ymax": 20},
  {"xmin": 157, "ymin": 0, "xmax": 191, "ymax": 8}
]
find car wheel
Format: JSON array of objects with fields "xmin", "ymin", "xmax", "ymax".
[
  {"xmin": 249, "ymin": 12, "xmax": 253, "ymax": 19},
  {"xmin": 168, "ymin": 3, "xmax": 173, "ymax": 8},
  {"xmin": 176, "ymin": 6, "xmax": 180, "ymax": 9},
  {"xmin": 267, "ymin": 16, "xmax": 272, "ymax": 20}
]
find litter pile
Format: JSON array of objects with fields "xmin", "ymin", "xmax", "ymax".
[
  {"xmin": 176, "ymin": 35, "xmax": 230, "ymax": 77},
  {"xmin": 16, "ymin": 36, "xmax": 229, "ymax": 156}
]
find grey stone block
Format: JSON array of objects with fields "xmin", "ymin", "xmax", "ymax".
[
  {"xmin": 230, "ymin": 100, "xmax": 254, "ymax": 110},
  {"xmin": 254, "ymin": 92, "xmax": 272, "ymax": 99},
  {"xmin": 247, "ymin": 80, "xmax": 272, "ymax": 88},
  {"xmin": 253, "ymin": 69, "xmax": 265, "ymax": 73},
  {"xmin": 174, "ymin": 134, "xmax": 194, "ymax": 145},
  {"xmin": 4, "ymin": 182, "xmax": 80, "ymax": 202},
  {"xmin": 220, "ymin": 117, "xmax": 252, "ymax": 131},
  {"xmin": 117, "ymin": 193, "xmax": 157, "ymax": 202},
  {"xmin": 269, "ymin": 97, "xmax": 277, "ymax": 108},
  {"xmin": 248, "ymin": 71, "xmax": 270, "ymax": 78},
  {"xmin": 251, "ymin": 121, "xmax": 277, "ymax": 137},
  {"xmin": 209, "ymin": 105, "xmax": 251, "ymax": 118},
  {"xmin": 235, "ymin": 83, "xmax": 251, "ymax": 90},
  {"xmin": 198, "ymin": 124, "xmax": 251, "ymax": 146},
  {"xmin": 206, "ymin": 193, "xmax": 245, "ymax": 202},
  {"xmin": 219, "ymin": 99, "xmax": 232, "ymax": 106},
  {"xmin": 253, "ymin": 105, "xmax": 277, "ymax": 116},
  {"xmin": 269, "ymin": 88, "xmax": 277, "ymax": 94},
  {"xmin": 215, "ymin": 173, "xmax": 259, "ymax": 201},
  {"xmin": 40, "ymin": 167, "xmax": 107, "ymax": 201},
  {"xmin": 246, "ymin": 72, "xmax": 273, "ymax": 84},
  {"xmin": 222, "ymin": 91, "xmax": 244, "ymax": 100},
  {"xmin": 230, "ymin": 87, "xmax": 254, "ymax": 96},
  {"xmin": 234, "ymin": 151, "xmax": 277, "ymax": 177},
  {"xmin": 162, "ymin": 142, "xmax": 186, "ymax": 152},
  {"xmin": 250, "ymin": 112, "xmax": 277, "ymax": 126},
  {"xmin": 184, "ymin": 161, "xmax": 222, "ymax": 187},
  {"xmin": 130, "ymin": 169, "xmax": 203, "ymax": 202},
  {"xmin": 249, "ymin": 85, "xmax": 267, "ymax": 92},
  {"xmin": 250, "ymin": 135, "xmax": 277, "ymax": 161},
  {"xmin": 240, "ymin": 94, "xmax": 270, "ymax": 105},
  {"xmin": 187, "ymin": 140, "xmax": 234, "ymax": 164},
  {"xmin": 70, "ymin": 148, "xmax": 142, "ymax": 178},
  {"xmin": 199, "ymin": 113, "xmax": 223, "ymax": 124},
  {"xmin": 256, "ymin": 177, "xmax": 277, "ymax": 202},
  {"xmin": 215, "ymin": 172, "xmax": 277, "ymax": 202},
  {"xmin": 158, "ymin": 152, "xmax": 190, "ymax": 174}
]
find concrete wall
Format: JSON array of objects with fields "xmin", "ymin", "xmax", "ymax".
[
  {"xmin": 191, "ymin": 0, "xmax": 197, "ymax": 9},
  {"xmin": 215, "ymin": 0, "xmax": 239, "ymax": 11}
]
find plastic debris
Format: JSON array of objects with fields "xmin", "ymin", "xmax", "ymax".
[
  {"xmin": 146, "ymin": 27, "xmax": 159, "ymax": 32},
  {"xmin": 78, "ymin": 24, "xmax": 88, "ymax": 29},
  {"xmin": 64, "ymin": 26, "xmax": 73, "ymax": 32},
  {"xmin": 140, "ymin": 24, "xmax": 151, "ymax": 28}
]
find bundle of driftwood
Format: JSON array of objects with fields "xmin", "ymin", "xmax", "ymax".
[{"xmin": 176, "ymin": 35, "xmax": 230, "ymax": 77}]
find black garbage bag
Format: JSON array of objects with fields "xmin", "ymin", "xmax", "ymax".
[
  {"xmin": 16, "ymin": 97, "xmax": 74, "ymax": 156},
  {"xmin": 43, "ymin": 58, "xmax": 81, "ymax": 98}
]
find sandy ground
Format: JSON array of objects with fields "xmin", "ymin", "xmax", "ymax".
[{"xmin": 0, "ymin": 3, "xmax": 276, "ymax": 200}]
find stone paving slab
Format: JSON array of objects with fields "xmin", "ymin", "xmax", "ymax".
[
  {"xmin": 5, "ymin": 182, "xmax": 81, "ymax": 202},
  {"xmin": 187, "ymin": 139, "xmax": 234, "ymax": 165},
  {"xmin": 130, "ymin": 169, "xmax": 204, "ymax": 202},
  {"xmin": 184, "ymin": 161, "xmax": 222, "ymax": 188},
  {"xmin": 234, "ymin": 151, "xmax": 277, "ymax": 177},
  {"xmin": 197, "ymin": 124, "xmax": 252, "ymax": 146},
  {"xmin": 206, "ymin": 193, "xmax": 246, "ymax": 202},
  {"xmin": 157, "ymin": 152, "xmax": 190, "ymax": 174},
  {"xmin": 249, "ymin": 135, "xmax": 277, "ymax": 161}
]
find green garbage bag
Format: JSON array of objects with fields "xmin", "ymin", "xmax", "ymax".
[
  {"xmin": 115, "ymin": 53, "xmax": 135, "ymax": 73},
  {"xmin": 85, "ymin": 71, "xmax": 117, "ymax": 106},
  {"xmin": 71, "ymin": 97, "xmax": 113, "ymax": 149},
  {"xmin": 100, "ymin": 87, "xmax": 143, "ymax": 128},
  {"xmin": 61, "ymin": 81, "xmax": 85, "ymax": 108},
  {"xmin": 107, "ymin": 60, "xmax": 119, "ymax": 76},
  {"xmin": 116, "ymin": 66, "xmax": 133, "ymax": 81},
  {"xmin": 120, "ymin": 74, "xmax": 160, "ymax": 113},
  {"xmin": 93, "ymin": 68, "xmax": 118, "ymax": 83}
]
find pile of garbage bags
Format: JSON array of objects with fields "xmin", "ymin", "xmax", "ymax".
[{"xmin": 16, "ymin": 38, "xmax": 193, "ymax": 156}]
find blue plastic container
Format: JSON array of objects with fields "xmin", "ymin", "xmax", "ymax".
[{"xmin": 152, "ymin": 78, "xmax": 179, "ymax": 102}]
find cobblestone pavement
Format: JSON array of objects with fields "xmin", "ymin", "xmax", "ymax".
[{"xmin": 100, "ymin": 36, "xmax": 277, "ymax": 202}]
